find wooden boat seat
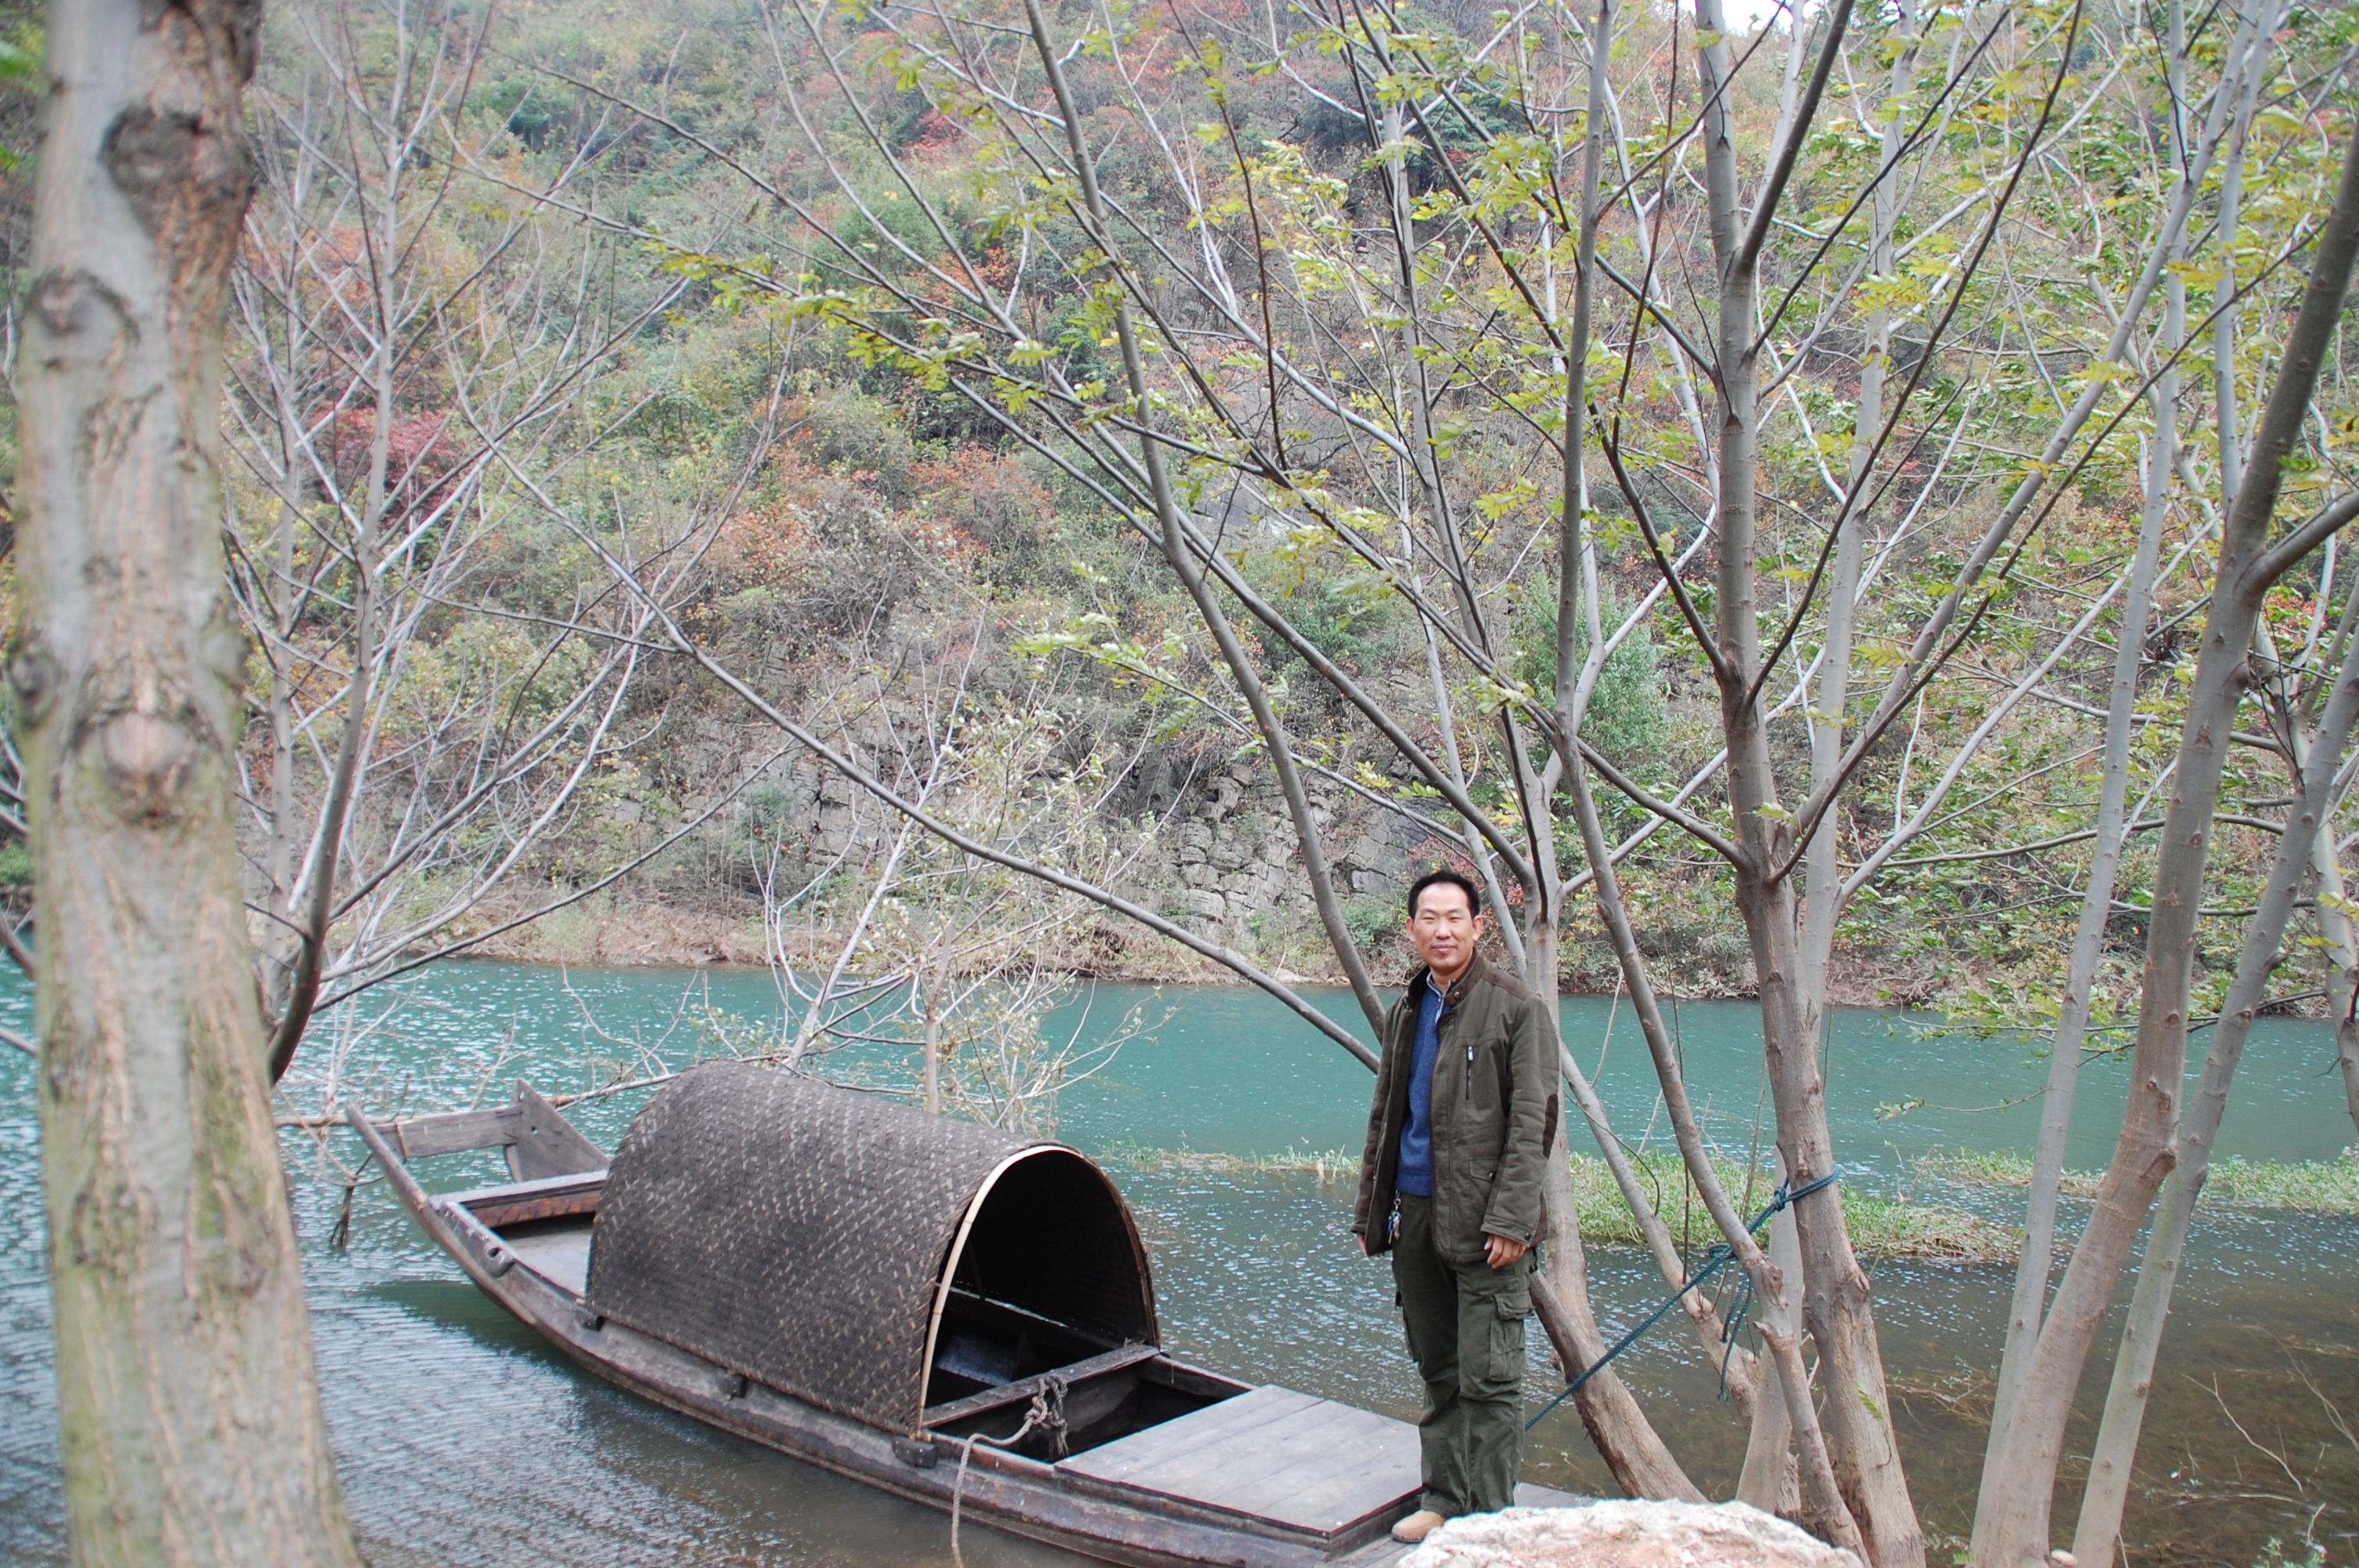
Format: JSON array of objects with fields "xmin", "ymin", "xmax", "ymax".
[
  {"xmin": 370, "ymin": 1082, "xmax": 605, "ymax": 1181},
  {"xmin": 923, "ymin": 1342, "xmax": 1163, "ymax": 1429}
]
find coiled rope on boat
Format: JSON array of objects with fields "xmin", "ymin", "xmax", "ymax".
[
  {"xmin": 1524, "ymin": 1171, "xmax": 1843, "ymax": 1432},
  {"xmin": 950, "ymin": 1372, "xmax": 1069, "ymax": 1568}
]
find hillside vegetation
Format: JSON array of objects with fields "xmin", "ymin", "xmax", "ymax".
[{"xmin": 0, "ymin": 0, "xmax": 2339, "ymax": 1033}]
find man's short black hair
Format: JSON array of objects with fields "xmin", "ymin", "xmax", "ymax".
[{"xmin": 1406, "ymin": 867, "xmax": 1482, "ymax": 920}]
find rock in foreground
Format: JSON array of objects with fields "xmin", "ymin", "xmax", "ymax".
[{"xmin": 1401, "ymin": 1501, "xmax": 1862, "ymax": 1568}]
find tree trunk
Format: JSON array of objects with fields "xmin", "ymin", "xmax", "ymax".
[
  {"xmin": 1970, "ymin": 121, "xmax": 2359, "ymax": 1568},
  {"xmin": 1527, "ymin": 1116, "xmax": 1709, "ymax": 1503},
  {"xmin": 2070, "ymin": 616, "xmax": 2359, "ymax": 1564},
  {"xmin": 1562, "ymin": 753, "xmax": 1856, "ymax": 1545},
  {"xmin": 1017, "ymin": 0, "xmax": 1384, "ymax": 1043},
  {"xmin": 1561, "ymin": 1036, "xmax": 1760, "ymax": 1412},
  {"xmin": 1980, "ymin": 268, "xmax": 2181, "ymax": 1512},
  {"xmin": 924, "ymin": 961, "xmax": 943, "ymax": 1116},
  {"xmin": 1799, "ymin": 0, "xmax": 1913, "ymax": 1071},
  {"xmin": 1736, "ymin": 1156, "xmax": 1805, "ymax": 1518},
  {"xmin": 18, "ymin": 2, "xmax": 364, "ymax": 1563},
  {"xmin": 1516, "ymin": 0, "xmax": 1721, "ymax": 1492},
  {"xmin": 2341, "ymin": 981, "xmax": 2359, "ymax": 1138},
  {"xmin": 1527, "ymin": 909, "xmax": 1704, "ymax": 1497},
  {"xmin": 1691, "ymin": 2, "xmax": 1920, "ymax": 1556}
]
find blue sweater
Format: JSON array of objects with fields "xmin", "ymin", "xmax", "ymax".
[{"xmin": 1395, "ymin": 982, "xmax": 1447, "ymax": 1197}]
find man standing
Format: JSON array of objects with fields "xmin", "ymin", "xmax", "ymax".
[{"xmin": 1353, "ymin": 869, "xmax": 1557, "ymax": 1545}]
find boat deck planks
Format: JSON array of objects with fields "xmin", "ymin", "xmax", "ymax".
[
  {"xmin": 504, "ymin": 1222, "xmax": 594, "ymax": 1296},
  {"xmin": 1060, "ymin": 1385, "xmax": 1420, "ymax": 1536},
  {"xmin": 1070, "ymin": 1386, "xmax": 1321, "ymax": 1482}
]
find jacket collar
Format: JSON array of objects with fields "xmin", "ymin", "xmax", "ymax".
[{"xmin": 1412, "ymin": 949, "xmax": 1488, "ymax": 1010}]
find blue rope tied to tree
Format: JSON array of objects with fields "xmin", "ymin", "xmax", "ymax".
[
  {"xmin": 1717, "ymin": 1269, "xmax": 1754, "ymax": 1401},
  {"xmin": 1523, "ymin": 1169, "xmax": 1842, "ymax": 1432}
]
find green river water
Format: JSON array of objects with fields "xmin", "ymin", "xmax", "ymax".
[{"xmin": 2, "ymin": 960, "xmax": 2354, "ymax": 1565}]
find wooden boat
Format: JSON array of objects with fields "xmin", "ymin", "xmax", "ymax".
[{"xmin": 351, "ymin": 1060, "xmax": 1579, "ymax": 1567}]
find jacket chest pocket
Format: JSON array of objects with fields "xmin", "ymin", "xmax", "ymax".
[{"xmin": 1462, "ymin": 1034, "xmax": 1501, "ymax": 1113}]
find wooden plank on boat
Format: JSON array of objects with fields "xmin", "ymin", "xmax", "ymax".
[
  {"xmin": 447, "ymin": 1170, "xmax": 608, "ymax": 1229},
  {"xmin": 1059, "ymin": 1385, "xmax": 1421, "ymax": 1538},
  {"xmin": 1217, "ymin": 1414, "xmax": 1419, "ymax": 1526},
  {"xmin": 1096, "ymin": 1398, "xmax": 1372, "ymax": 1502},
  {"xmin": 449, "ymin": 1171, "xmax": 607, "ymax": 1205},
  {"xmin": 507, "ymin": 1081, "xmax": 607, "ymax": 1180},
  {"xmin": 502, "ymin": 1223, "xmax": 595, "ymax": 1296},
  {"xmin": 1060, "ymin": 1385, "xmax": 1321, "ymax": 1482},
  {"xmin": 387, "ymin": 1105, "xmax": 518, "ymax": 1160},
  {"xmin": 469, "ymin": 1184, "xmax": 604, "ymax": 1229},
  {"xmin": 921, "ymin": 1342, "xmax": 1162, "ymax": 1429}
]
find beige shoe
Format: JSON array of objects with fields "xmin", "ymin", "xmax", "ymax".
[{"xmin": 1390, "ymin": 1510, "xmax": 1449, "ymax": 1544}]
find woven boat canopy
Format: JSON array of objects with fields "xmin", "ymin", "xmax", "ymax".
[{"xmin": 583, "ymin": 1061, "xmax": 1158, "ymax": 1434}]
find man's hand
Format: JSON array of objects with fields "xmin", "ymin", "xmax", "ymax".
[{"xmin": 1485, "ymin": 1232, "xmax": 1528, "ymax": 1269}]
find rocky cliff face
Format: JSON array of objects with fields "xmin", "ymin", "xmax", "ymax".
[
  {"xmin": 464, "ymin": 705, "xmax": 1793, "ymax": 997},
  {"xmin": 1168, "ymin": 764, "xmax": 1414, "ymax": 935}
]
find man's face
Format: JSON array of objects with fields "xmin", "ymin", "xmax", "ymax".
[{"xmin": 1407, "ymin": 881, "xmax": 1483, "ymax": 981}]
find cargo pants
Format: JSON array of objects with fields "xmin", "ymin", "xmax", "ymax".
[{"xmin": 1390, "ymin": 1194, "xmax": 1532, "ymax": 1518}]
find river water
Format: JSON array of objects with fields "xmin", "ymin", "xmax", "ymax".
[{"xmin": 2, "ymin": 961, "xmax": 2354, "ymax": 1565}]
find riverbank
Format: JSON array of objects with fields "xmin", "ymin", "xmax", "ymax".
[
  {"xmin": 1924, "ymin": 1147, "xmax": 2359, "ymax": 1212},
  {"xmin": 1104, "ymin": 1146, "xmax": 2023, "ymax": 1263},
  {"xmin": 434, "ymin": 887, "xmax": 1976, "ymax": 1009},
  {"xmin": 1108, "ymin": 1143, "xmax": 2359, "ymax": 1261}
]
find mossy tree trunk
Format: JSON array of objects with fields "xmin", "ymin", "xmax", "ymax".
[{"xmin": 17, "ymin": 0, "xmax": 364, "ymax": 1562}]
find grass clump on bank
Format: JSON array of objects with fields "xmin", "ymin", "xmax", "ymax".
[
  {"xmin": 1921, "ymin": 1146, "xmax": 2359, "ymax": 1213},
  {"xmin": 1103, "ymin": 1145, "xmax": 2016, "ymax": 1263},
  {"xmin": 1108, "ymin": 1145, "xmax": 1365, "ymax": 1182},
  {"xmin": 1565, "ymin": 1153, "xmax": 2016, "ymax": 1264}
]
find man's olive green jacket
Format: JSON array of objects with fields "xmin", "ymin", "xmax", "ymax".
[{"xmin": 1352, "ymin": 951, "xmax": 1558, "ymax": 1267}]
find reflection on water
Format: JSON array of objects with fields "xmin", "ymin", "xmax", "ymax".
[{"xmin": 2, "ymin": 963, "xmax": 2354, "ymax": 1566}]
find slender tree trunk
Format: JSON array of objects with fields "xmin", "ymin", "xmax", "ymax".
[
  {"xmin": 2310, "ymin": 579, "xmax": 2359, "ymax": 1145},
  {"xmin": 924, "ymin": 959, "xmax": 943, "ymax": 1115},
  {"xmin": 1563, "ymin": 756, "xmax": 1853, "ymax": 1541},
  {"xmin": 1561, "ymin": 1036, "xmax": 1760, "ymax": 1410},
  {"xmin": 1799, "ymin": 0, "xmax": 1913, "ymax": 1046},
  {"xmin": 1515, "ymin": 0, "xmax": 1725, "ymax": 1494},
  {"xmin": 268, "ymin": 104, "xmax": 406, "ymax": 1080},
  {"xmin": 1736, "ymin": 1155, "xmax": 1805, "ymax": 1516},
  {"xmin": 1554, "ymin": 49, "xmax": 1756, "ymax": 1372},
  {"xmin": 18, "ymin": 2, "xmax": 364, "ymax": 1563},
  {"xmin": 1525, "ymin": 1121, "xmax": 1708, "ymax": 1503},
  {"xmin": 2209, "ymin": 0, "xmax": 2281, "ymax": 507},
  {"xmin": 2339, "ymin": 942, "xmax": 2359, "ymax": 1137},
  {"xmin": 2298, "ymin": 803, "xmax": 2359, "ymax": 1135},
  {"xmin": 1971, "ymin": 122, "xmax": 2359, "ymax": 1568},
  {"xmin": 2070, "ymin": 620, "xmax": 2359, "ymax": 1563},
  {"xmin": 260, "ymin": 279, "xmax": 306, "ymax": 1007},
  {"xmin": 1980, "ymin": 270, "xmax": 2182, "ymax": 1514},
  {"xmin": 1793, "ymin": 27, "xmax": 1911, "ymax": 1511},
  {"xmin": 1690, "ymin": 1, "xmax": 1920, "ymax": 1557},
  {"xmin": 1783, "ymin": 18, "xmax": 1915, "ymax": 1527}
]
